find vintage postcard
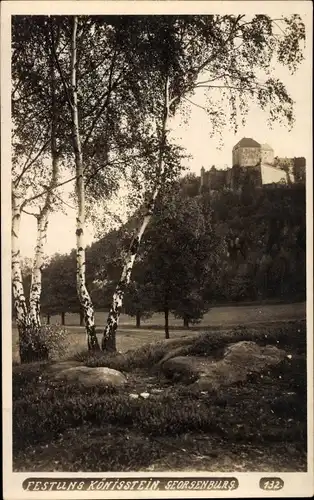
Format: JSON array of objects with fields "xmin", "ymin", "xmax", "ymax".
[{"xmin": 1, "ymin": 1, "xmax": 313, "ymax": 498}]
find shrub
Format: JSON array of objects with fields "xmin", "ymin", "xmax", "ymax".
[
  {"xmin": 15, "ymin": 325, "xmax": 70, "ymax": 362},
  {"xmin": 37, "ymin": 325, "xmax": 70, "ymax": 360}
]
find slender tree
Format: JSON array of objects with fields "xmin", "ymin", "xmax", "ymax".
[
  {"xmin": 67, "ymin": 16, "xmax": 100, "ymax": 349},
  {"xmin": 52, "ymin": 15, "xmax": 168, "ymax": 349},
  {"xmin": 102, "ymin": 75, "xmax": 172, "ymax": 350},
  {"xmin": 12, "ymin": 17, "xmax": 65, "ymax": 361},
  {"xmin": 28, "ymin": 24, "xmax": 60, "ymax": 330},
  {"xmin": 141, "ymin": 186, "xmax": 224, "ymax": 337}
]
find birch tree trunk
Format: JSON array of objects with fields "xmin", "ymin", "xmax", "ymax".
[
  {"xmin": 70, "ymin": 16, "xmax": 100, "ymax": 351},
  {"xmin": 29, "ymin": 213, "xmax": 48, "ymax": 329},
  {"xmin": 12, "ymin": 194, "xmax": 30, "ymax": 362},
  {"xmin": 28, "ymin": 30, "xmax": 60, "ymax": 333},
  {"xmin": 12, "ymin": 194, "xmax": 29, "ymax": 330},
  {"xmin": 101, "ymin": 76, "xmax": 171, "ymax": 351},
  {"xmin": 12, "ymin": 194, "xmax": 49, "ymax": 362}
]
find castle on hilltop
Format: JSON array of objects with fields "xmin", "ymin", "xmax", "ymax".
[{"xmin": 200, "ymin": 137, "xmax": 306, "ymax": 193}]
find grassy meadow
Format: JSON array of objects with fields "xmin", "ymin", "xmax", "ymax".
[{"xmin": 12, "ymin": 301, "xmax": 307, "ymax": 362}]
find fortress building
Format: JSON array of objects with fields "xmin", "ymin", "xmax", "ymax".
[
  {"xmin": 232, "ymin": 137, "xmax": 274, "ymax": 167},
  {"xmin": 200, "ymin": 138, "xmax": 306, "ymax": 193}
]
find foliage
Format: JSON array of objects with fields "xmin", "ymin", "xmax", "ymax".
[
  {"xmin": 124, "ymin": 281, "xmax": 154, "ymax": 322},
  {"xmin": 41, "ymin": 252, "xmax": 79, "ymax": 315},
  {"xmin": 15, "ymin": 325, "xmax": 70, "ymax": 361},
  {"xmin": 138, "ymin": 186, "xmax": 224, "ymax": 325},
  {"xmin": 38, "ymin": 325, "xmax": 70, "ymax": 360},
  {"xmin": 208, "ymin": 184, "xmax": 306, "ymax": 302}
]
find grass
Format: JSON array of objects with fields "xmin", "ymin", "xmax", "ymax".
[
  {"xmin": 40, "ymin": 302, "xmax": 307, "ymax": 327},
  {"xmin": 12, "ymin": 318, "xmax": 307, "ymax": 472},
  {"xmin": 12, "ymin": 301, "xmax": 306, "ymax": 363},
  {"xmin": 69, "ymin": 320, "xmax": 306, "ymax": 372}
]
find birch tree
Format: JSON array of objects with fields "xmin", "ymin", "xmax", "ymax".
[
  {"xmin": 52, "ymin": 15, "xmax": 134, "ymax": 350},
  {"xmin": 101, "ymin": 76, "xmax": 173, "ymax": 350},
  {"xmin": 67, "ymin": 16, "xmax": 99, "ymax": 349},
  {"xmin": 100, "ymin": 14, "xmax": 305, "ymax": 350},
  {"xmin": 53, "ymin": 15, "xmax": 174, "ymax": 350},
  {"xmin": 12, "ymin": 16, "xmax": 67, "ymax": 362}
]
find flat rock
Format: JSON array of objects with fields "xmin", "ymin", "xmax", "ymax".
[
  {"xmin": 52, "ymin": 366, "xmax": 127, "ymax": 388},
  {"xmin": 161, "ymin": 341, "xmax": 286, "ymax": 391}
]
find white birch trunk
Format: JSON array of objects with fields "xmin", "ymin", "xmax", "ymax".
[
  {"xmin": 12, "ymin": 193, "xmax": 48, "ymax": 362},
  {"xmin": 71, "ymin": 16, "xmax": 99, "ymax": 350},
  {"xmin": 11, "ymin": 193, "xmax": 29, "ymax": 328},
  {"xmin": 28, "ymin": 31, "xmax": 60, "ymax": 331},
  {"xmin": 29, "ymin": 213, "xmax": 48, "ymax": 328},
  {"xmin": 102, "ymin": 76, "xmax": 171, "ymax": 351}
]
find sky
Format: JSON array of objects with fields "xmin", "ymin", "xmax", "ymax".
[{"xmin": 17, "ymin": 12, "xmax": 312, "ymax": 260}]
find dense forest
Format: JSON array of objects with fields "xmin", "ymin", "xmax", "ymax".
[{"xmin": 18, "ymin": 177, "xmax": 306, "ymax": 328}]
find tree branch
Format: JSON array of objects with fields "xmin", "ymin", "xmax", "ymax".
[
  {"xmin": 21, "ymin": 208, "xmax": 39, "ymax": 218},
  {"xmin": 182, "ymin": 96, "xmax": 208, "ymax": 112},
  {"xmin": 24, "ymin": 174, "xmax": 77, "ymax": 206},
  {"xmin": 50, "ymin": 18, "xmax": 74, "ymax": 111},
  {"xmin": 13, "ymin": 136, "xmax": 50, "ymax": 189},
  {"xmin": 53, "ymin": 192, "xmax": 76, "ymax": 210},
  {"xmin": 194, "ymin": 15, "xmax": 246, "ymax": 75},
  {"xmin": 196, "ymin": 84, "xmax": 262, "ymax": 94},
  {"xmin": 195, "ymin": 73, "xmax": 233, "ymax": 87},
  {"xmin": 82, "ymin": 51, "xmax": 121, "ymax": 150},
  {"xmin": 12, "ymin": 78, "xmax": 22, "ymax": 99},
  {"xmin": 271, "ymin": 19, "xmax": 287, "ymax": 36}
]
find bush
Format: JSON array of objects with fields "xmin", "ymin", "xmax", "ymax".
[
  {"xmin": 16, "ymin": 325, "xmax": 70, "ymax": 362},
  {"xmin": 37, "ymin": 325, "xmax": 70, "ymax": 360}
]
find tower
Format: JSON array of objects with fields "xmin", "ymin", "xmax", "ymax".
[{"xmin": 232, "ymin": 137, "xmax": 261, "ymax": 167}]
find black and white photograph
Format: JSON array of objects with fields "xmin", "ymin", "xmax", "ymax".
[{"xmin": 1, "ymin": 1, "xmax": 313, "ymax": 498}]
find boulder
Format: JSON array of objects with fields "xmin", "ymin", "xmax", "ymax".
[
  {"xmin": 161, "ymin": 355, "xmax": 216, "ymax": 383},
  {"xmin": 161, "ymin": 341, "xmax": 286, "ymax": 391},
  {"xmin": 52, "ymin": 366, "xmax": 127, "ymax": 388}
]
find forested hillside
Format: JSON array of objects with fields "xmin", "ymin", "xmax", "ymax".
[{"xmin": 18, "ymin": 179, "xmax": 305, "ymax": 326}]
